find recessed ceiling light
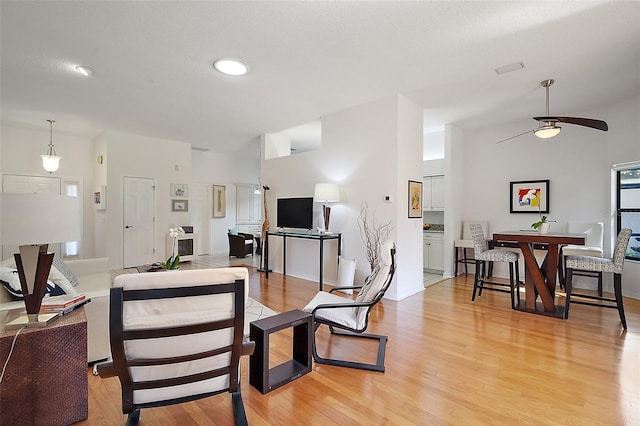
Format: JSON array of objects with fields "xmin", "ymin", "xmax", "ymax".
[
  {"xmin": 75, "ymin": 66, "xmax": 94, "ymax": 76},
  {"xmin": 494, "ymin": 62, "xmax": 525, "ymax": 75},
  {"xmin": 213, "ymin": 59, "xmax": 249, "ymax": 76}
]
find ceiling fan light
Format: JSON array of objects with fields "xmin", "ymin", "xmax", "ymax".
[{"xmin": 534, "ymin": 125, "xmax": 561, "ymax": 139}]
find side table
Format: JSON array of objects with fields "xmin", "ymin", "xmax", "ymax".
[
  {"xmin": 249, "ymin": 309, "xmax": 312, "ymax": 394},
  {"xmin": 0, "ymin": 307, "xmax": 88, "ymax": 426}
]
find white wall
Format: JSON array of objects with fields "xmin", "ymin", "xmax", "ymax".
[
  {"xmin": 261, "ymin": 94, "xmax": 424, "ymax": 300},
  {"xmin": 447, "ymin": 95, "xmax": 640, "ymax": 297},
  {"xmin": 0, "ymin": 124, "xmax": 96, "ymax": 258},
  {"xmin": 101, "ymin": 131, "xmax": 191, "ymax": 269},
  {"xmin": 191, "ymin": 150, "xmax": 260, "ymax": 254}
]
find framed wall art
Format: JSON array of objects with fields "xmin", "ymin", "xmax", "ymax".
[
  {"xmin": 171, "ymin": 199, "xmax": 189, "ymax": 212},
  {"xmin": 510, "ymin": 179, "xmax": 550, "ymax": 214},
  {"xmin": 213, "ymin": 184, "xmax": 226, "ymax": 218},
  {"xmin": 170, "ymin": 183, "xmax": 188, "ymax": 198},
  {"xmin": 408, "ymin": 180, "xmax": 423, "ymax": 218},
  {"xmin": 93, "ymin": 185, "xmax": 106, "ymax": 210}
]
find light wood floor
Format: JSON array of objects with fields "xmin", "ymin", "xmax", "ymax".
[{"xmin": 88, "ymin": 255, "xmax": 640, "ymax": 425}]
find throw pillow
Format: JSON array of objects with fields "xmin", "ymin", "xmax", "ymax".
[
  {"xmin": 229, "ymin": 228, "xmax": 239, "ymax": 236},
  {"xmin": 52, "ymin": 254, "xmax": 80, "ymax": 287},
  {"xmin": 0, "ymin": 266, "xmax": 66, "ymax": 300},
  {"xmin": 1, "ymin": 255, "xmax": 76, "ymax": 295}
]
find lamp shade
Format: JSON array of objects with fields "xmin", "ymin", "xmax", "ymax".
[
  {"xmin": 534, "ymin": 125, "xmax": 561, "ymax": 139},
  {"xmin": 314, "ymin": 183, "xmax": 340, "ymax": 203},
  {"xmin": 1, "ymin": 193, "xmax": 81, "ymax": 245}
]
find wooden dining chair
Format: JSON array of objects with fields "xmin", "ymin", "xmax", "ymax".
[
  {"xmin": 470, "ymin": 223, "xmax": 520, "ymax": 308},
  {"xmin": 564, "ymin": 228, "xmax": 632, "ymax": 329}
]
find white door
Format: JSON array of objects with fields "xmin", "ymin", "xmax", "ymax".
[
  {"xmin": 191, "ymin": 183, "xmax": 211, "ymax": 255},
  {"xmin": 123, "ymin": 177, "xmax": 155, "ymax": 267},
  {"xmin": 1, "ymin": 174, "xmax": 62, "ymax": 259}
]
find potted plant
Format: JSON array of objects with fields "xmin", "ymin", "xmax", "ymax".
[
  {"xmin": 161, "ymin": 227, "xmax": 186, "ymax": 270},
  {"xmin": 530, "ymin": 193, "xmax": 555, "ymax": 233}
]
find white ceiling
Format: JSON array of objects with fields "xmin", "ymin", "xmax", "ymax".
[{"xmin": 1, "ymin": 1, "xmax": 639, "ymax": 156}]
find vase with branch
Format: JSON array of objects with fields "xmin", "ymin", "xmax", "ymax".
[
  {"xmin": 162, "ymin": 227, "xmax": 185, "ymax": 270},
  {"xmin": 358, "ymin": 202, "xmax": 393, "ymax": 272}
]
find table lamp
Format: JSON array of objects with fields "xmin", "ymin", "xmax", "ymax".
[
  {"xmin": 0, "ymin": 193, "xmax": 81, "ymax": 328},
  {"xmin": 314, "ymin": 183, "xmax": 340, "ymax": 232}
]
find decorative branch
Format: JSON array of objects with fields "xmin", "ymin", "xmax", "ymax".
[{"xmin": 358, "ymin": 202, "xmax": 392, "ymax": 272}]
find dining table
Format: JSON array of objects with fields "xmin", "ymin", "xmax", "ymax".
[{"xmin": 491, "ymin": 231, "xmax": 586, "ymax": 318}]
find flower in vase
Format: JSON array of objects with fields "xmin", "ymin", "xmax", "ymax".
[{"xmin": 162, "ymin": 226, "xmax": 186, "ymax": 269}]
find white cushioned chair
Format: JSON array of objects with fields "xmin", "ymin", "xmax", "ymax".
[
  {"xmin": 470, "ymin": 223, "xmax": 520, "ymax": 308},
  {"xmin": 559, "ymin": 222, "xmax": 604, "ymax": 294},
  {"xmin": 454, "ymin": 220, "xmax": 488, "ymax": 276},
  {"xmin": 303, "ymin": 240, "xmax": 396, "ymax": 372},
  {"xmin": 98, "ymin": 268, "xmax": 254, "ymax": 425},
  {"xmin": 564, "ymin": 228, "xmax": 632, "ymax": 329}
]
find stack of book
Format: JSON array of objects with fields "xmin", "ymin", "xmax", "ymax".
[{"xmin": 40, "ymin": 294, "xmax": 90, "ymax": 315}]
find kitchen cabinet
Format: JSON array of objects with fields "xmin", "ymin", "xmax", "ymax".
[
  {"xmin": 423, "ymin": 175, "xmax": 444, "ymax": 211},
  {"xmin": 423, "ymin": 233, "xmax": 444, "ymax": 271}
]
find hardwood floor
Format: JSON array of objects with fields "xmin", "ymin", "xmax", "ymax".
[{"xmin": 88, "ymin": 255, "xmax": 640, "ymax": 425}]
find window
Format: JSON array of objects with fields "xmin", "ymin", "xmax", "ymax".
[
  {"xmin": 616, "ymin": 164, "xmax": 640, "ymax": 260},
  {"xmin": 63, "ymin": 179, "xmax": 82, "ymax": 258}
]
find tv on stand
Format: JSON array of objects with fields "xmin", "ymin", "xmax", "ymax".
[{"xmin": 276, "ymin": 197, "xmax": 313, "ymax": 231}]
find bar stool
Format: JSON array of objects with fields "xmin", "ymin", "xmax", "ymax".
[
  {"xmin": 564, "ymin": 228, "xmax": 632, "ymax": 329},
  {"xmin": 470, "ymin": 223, "xmax": 520, "ymax": 308},
  {"xmin": 559, "ymin": 222, "xmax": 604, "ymax": 294},
  {"xmin": 454, "ymin": 220, "xmax": 488, "ymax": 276}
]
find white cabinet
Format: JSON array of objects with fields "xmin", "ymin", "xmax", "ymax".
[
  {"xmin": 423, "ymin": 233, "xmax": 444, "ymax": 271},
  {"xmin": 167, "ymin": 233, "xmax": 198, "ymax": 262},
  {"xmin": 236, "ymin": 184, "xmax": 262, "ymax": 224},
  {"xmin": 423, "ymin": 175, "xmax": 444, "ymax": 211}
]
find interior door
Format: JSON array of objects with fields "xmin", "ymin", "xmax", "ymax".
[
  {"xmin": 1, "ymin": 174, "xmax": 62, "ymax": 259},
  {"xmin": 123, "ymin": 177, "xmax": 155, "ymax": 267}
]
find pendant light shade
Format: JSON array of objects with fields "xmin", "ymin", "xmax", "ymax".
[{"xmin": 41, "ymin": 120, "xmax": 61, "ymax": 173}]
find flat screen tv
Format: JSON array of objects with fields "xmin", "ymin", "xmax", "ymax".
[{"xmin": 277, "ymin": 197, "xmax": 313, "ymax": 230}]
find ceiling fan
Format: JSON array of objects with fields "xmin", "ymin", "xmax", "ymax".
[{"xmin": 497, "ymin": 79, "xmax": 608, "ymax": 144}]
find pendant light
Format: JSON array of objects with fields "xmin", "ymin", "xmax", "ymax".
[{"xmin": 41, "ymin": 119, "xmax": 61, "ymax": 173}]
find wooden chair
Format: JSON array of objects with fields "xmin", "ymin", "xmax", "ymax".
[
  {"xmin": 98, "ymin": 268, "xmax": 254, "ymax": 426},
  {"xmin": 564, "ymin": 228, "xmax": 632, "ymax": 329},
  {"xmin": 302, "ymin": 240, "xmax": 396, "ymax": 372},
  {"xmin": 470, "ymin": 223, "xmax": 520, "ymax": 308}
]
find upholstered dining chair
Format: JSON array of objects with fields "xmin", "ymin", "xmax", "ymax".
[
  {"xmin": 564, "ymin": 228, "xmax": 632, "ymax": 329},
  {"xmin": 470, "ymin": 223, "xmax": 520, "ymax": 308},
  {"xmin": 98, "ymin": 268, "xmax": 254, "ymax": 425},
  {"xmin": 453, "ymin": 220, "xmax": 488, "ymax": 276},
  {"xmin": 559, "ymin": 222, "xmax": 604, "ymax": 294},
  {"xmin": 302, "ymin": 240, "xmax": 396, "ymax": 372}
]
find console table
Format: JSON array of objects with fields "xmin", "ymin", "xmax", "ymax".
[
  {"xmin": 264, "ymin": 230, "xmax": 342, "ymax": 291},
  {"xmin": 0, "ymin": 307, "xmax": 88, "ymax": 425}
]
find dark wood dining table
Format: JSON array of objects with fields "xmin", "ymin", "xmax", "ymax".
[{"xmin": 492, "ymin": 231, "xmax": 586, "ymax": 318}]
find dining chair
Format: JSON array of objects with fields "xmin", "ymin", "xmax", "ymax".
[
  {"xmin": 564, "ymin": 228, "xmax": 632, "ymax": 329},
  {"xmin": 470, "ymin": 223, "xmax": 520, "ymax": 308},
  {"xmin": 559, "ymin": 222, "xmax": 604, "ymax": 294},
  {"xmin": 454, "ymin": 220, "xmax": 488, "ymax": 276}
]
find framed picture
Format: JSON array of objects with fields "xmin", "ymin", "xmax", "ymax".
[
  {"xmin": 171, "ymin": 199, "xmax": 189, "ymax": 212},
  {"xmin": 170, "ymin": 183, "xmax": 188, "ymax": 198},
  {"xmin": 213, "ymin": 184, "xmax": 226, "ymax": 218},
  {"xmin": 408, "ymin": 180, "xmax": 423, "ymax": 218},
  {"xmin": 510, "ymin": 179, "xmax": 550, "ymax": 213},
  {"xmin": 93, "ymin": 185, "xmax": 106, "ymax": 210}
]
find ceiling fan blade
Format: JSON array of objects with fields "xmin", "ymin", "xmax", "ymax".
[
  {"xmin": 496, "ymin": 129, "xmax": 534, "ymax": 144},
  {"xmin": 533, "ymin": 116, "xmax": 608, "ymax": 131}
]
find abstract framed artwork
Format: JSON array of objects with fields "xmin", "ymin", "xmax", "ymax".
[
  {"xmin": 171, "ymin": 199, "xmax": 189, "ymax": 212},
  {"xmin": 408, "ymin": 180, "xmax": 423, "ymax": 218},
  {"xmin": 510, "ymin": 179, "xmax": 550, "ymax": 214},
  {"xmin": 213, "ymin": 184, "xmax": 226, "ymax": 218}
]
